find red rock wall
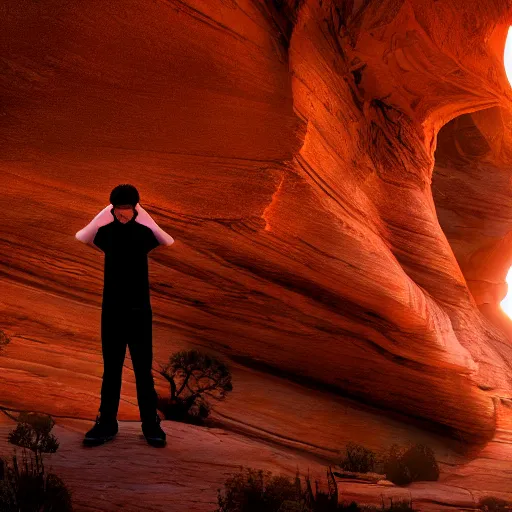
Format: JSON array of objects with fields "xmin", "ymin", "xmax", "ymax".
[{"xmin": 2, "ymin": 0, "xmax": 512, "ymax": 443}]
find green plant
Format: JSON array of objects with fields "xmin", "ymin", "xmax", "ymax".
[
  {"xmin": 383, "ymin": 443, "xmax": 439, "ymax": 486},
  {"xmin": 157, "ymin": 349, "xmax": 232, "ymax": 423},
  {"xmin": 372, "ymin": 498, "xmax": 418, "ymax": 511},
  {"xmin": 214, "ymin": 466, "xmax": 416, "ymax": 512},
  {"xmin": 339, "ymin": 442, "xmax": 377, "ymax": 473},
  {"xmin": 400, "ymin": 444, "xmax": 439, "ymax": 482},
  {"xmin": 215, "ymin": 466, "xmax": 301, "ymax": 512},
  {"xmin": 278, "ymin": 501, "xmax": 310, "ymax": 512},
  {"xmin": 0, "ymin": 411, "xmax": 72, "ymax": 511},
  {"xmin": 8, "ymin": 412, "xmax": 59, "ymax": 453},
  {"xmin": 478, "ymin": 496, "xmax": 512, "ymax": 511},
  {"xmin": 383, "ymin": 444, "xmax": 410, "ymax": 485},
  {"xmin": 0, "ymin": 450, "xmax": 72, "ymax": 511},
  {"xmin": 7, "ymin": 412, "xmax": 60, "ymax": 483}
]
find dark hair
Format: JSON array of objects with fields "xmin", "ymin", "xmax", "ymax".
[{"xmin": 109, "ymin": 184, "xmax": 140, "ymax": 207}]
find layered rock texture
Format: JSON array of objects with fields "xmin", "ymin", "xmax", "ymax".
[{"xmin": 2, "ymin": 0, "xmax": 512, "ymax": 508}]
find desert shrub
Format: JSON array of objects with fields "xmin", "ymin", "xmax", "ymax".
[
  {"xmin": 278, "ymin": 501, "xmax": 310, "ymax": 512},
  {"xmin": 157, "ymin": 349, "xmax": 232, "ymax": 424},
  {"xmin": 215, "ymin": 466, "xmax": 300, "ymax": 512},
  {"xmin": 478, "ymin": 496, "xmax": 512, "ymax": 511},
  {"xmin": 383, "ymin": 445, "xmax": 410, "ymax": 485},
  {"xmin": 400, "ymin": 444, "xmax": 439, "ymax": 482},
  {"xmin": 0, "ymin": 411, "xmax": 72, "ymax": 511},
  {"xmin": 372, "ymin": 499, "xmax": 418, "ymax": 511},
  {"xmin": 8, "ymin": 412, "xmax": 60, "ymax": 454},
  {"xmin": 383, "ymin": 443, "xmax": 439, "ymax": 486},
  {"xmin": 0, "ymin": 450, "xmax": 72, "ymax": 511},
  {"xmin": 339, "ymin": 442, "xmax": 377, "ymax": 473},
  {"xmin": 266, "ymin": 474, "xmax": 303, "ymax": 507},
  {"xmin": 8, "ymin": 411, "xmax": 60, "ymax": 477},
  {"xmin": 214, "ymin": 466, "xmax": 416, "ymax": 512}
]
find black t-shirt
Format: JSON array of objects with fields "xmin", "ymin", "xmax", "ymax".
[{"xmin": 93, "ymin": 211, "xmax": 160, "ymax": 310}]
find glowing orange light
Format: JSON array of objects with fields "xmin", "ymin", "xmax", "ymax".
[
  {"xmin": 500, "ymin": 266, "xmax": 512, "ymax": 317},
  {"xmin": 504, "ymin": 26, "xmax": 512, "ymax": 87}
]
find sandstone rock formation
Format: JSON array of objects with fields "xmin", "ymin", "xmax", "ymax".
[{"xmin": 2, "ymin": 0, "xmax": 512, "ymax": 489}]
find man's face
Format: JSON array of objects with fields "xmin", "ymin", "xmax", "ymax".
[{"xmin": 113, "ymin": 204, "xmax": 135, "ymax": 224}]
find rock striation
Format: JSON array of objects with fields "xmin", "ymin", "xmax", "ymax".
[{"xmin": 2, "ymin": 0, "xmax": 512, "ymax": 457}]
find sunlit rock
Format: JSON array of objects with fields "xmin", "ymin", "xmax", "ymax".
[{"xmin": 2, "ymin": 0, "xmax": 512, "ymax": 459}]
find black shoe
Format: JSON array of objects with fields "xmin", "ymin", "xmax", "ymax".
[
  {"xmin": 141, "ymin": 414, "xmax": 166, "ymax": 447},
  {"xmin": 83, "ymin": 414, "xmax": 118, "ymax": 446}
]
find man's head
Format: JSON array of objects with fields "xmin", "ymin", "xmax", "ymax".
[{"xmin": 110, "ymin": 184, "xmax": 139, "ymax": 224}]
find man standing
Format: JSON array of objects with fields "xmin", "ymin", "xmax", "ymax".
[{"xmin": 75, "ymin": 184, "xmax": 174, "ymax": 447}]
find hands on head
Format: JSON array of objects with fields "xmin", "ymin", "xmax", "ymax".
[
  {"xmin": 97, "ymin": 202, "xmax": 149, "ymax": 226},
  {"xmin": 75, "ymin": 201, "xmax": 174, "ymax": 246}
]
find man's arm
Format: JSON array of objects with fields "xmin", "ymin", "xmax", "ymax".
[
  {"xmin": 135, "ymin": 203, "xmax": 175, "ymax": 246},
  {"xmin": 75, "ymin": 204, "xmax": 114, "ymax": 244}
]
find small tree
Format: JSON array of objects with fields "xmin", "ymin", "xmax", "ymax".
[
  {"xmin": 0, "ymin": 411, "xmax": 72, "ymax": 511},
  {"xmin": 383, "ymin": 444, "xmax": 409, "ymax": 485},
  {"xmin": 215, "ymin": 466, "xmax": 299, "ymax": 512},
  {"xmin": 157, "ymin": 349, "xmax": 233, "ymax": 423},
  {"xmin": 338, "ymin": 442, "xmax": 377, "ymax": 473},
  {"xmin": 478, "ymin": 496, "xmax": 512, "ymax": 511},
  {"xmin": 400, "ymin": 444, "xmax": 439, "ymax": 482},
  {"xmin": 8, "ymin": 412, "xmax": 60, "ymax": 473},
  {"xmin": 214, "ymin": 465, "xmax": 416, "ymax": 511},
  {"xmin": 383, "ymin": 443, "xmax": 439, "ymax": 486}
]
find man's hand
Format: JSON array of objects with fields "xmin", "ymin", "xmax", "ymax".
[
  {"xmin": 75, "ymin": 204, "xmax": 114, "ymax": 244},
  {"xmin": 95, "ymin": 204, "xmax": 115, "ymax": 228},
  {"xmin": 135, "ymin": 203, "xmax": 175, "ymax": 246}
]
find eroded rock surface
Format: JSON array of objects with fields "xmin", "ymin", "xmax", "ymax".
[{"xmin": 2, "ymin": 1, "xmax": 512, "ymax": 493}]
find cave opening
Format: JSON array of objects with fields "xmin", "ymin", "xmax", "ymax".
[
  {"xmin": 430, "ymin": 26, "xmax": 512, "ymax": 330},
  {"xmin": 432, "ymin": 105, "xmax": 512, "ymax": 332}
]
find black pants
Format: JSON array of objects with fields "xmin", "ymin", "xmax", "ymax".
[{"xmin": 99, "ymin": 307, "xmax": 158, "ymax": 424}]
